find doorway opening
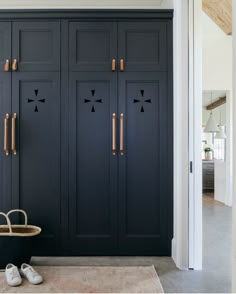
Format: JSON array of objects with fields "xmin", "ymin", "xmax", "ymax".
[
  {"xmin": 201, "ymin": 4, "xmax": 232, "ymax": 277},
  {"xmin": 202, "ymin": 91, "xmax": 232, "ymax": 274},
  {"xmin": 189, "ymin": 2, "xmax": 233, "ymax": 287}
]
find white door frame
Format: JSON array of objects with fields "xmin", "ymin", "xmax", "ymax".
[
  {"xmin": 225, "ymin": 90, "xmax": 233, "ymax": 207},
  {"xmin": 188, "ymin": 0, "xmax": 203, "ymax": 270},
  {"xmin": 172, "ymin": 0, "xmax": 190, "ymax": 270},
  {"xmin": 174, "ymin": 0, "xmax": 234, "ymax": 273},
  {"xmin": 172, "ymin": 0, "xmax": 202, "ymax": 270},
  {"xmin": 232, "ymin": 1, "xmax": 236, "ymax": 291}
]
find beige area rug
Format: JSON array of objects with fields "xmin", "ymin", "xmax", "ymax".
[{"xmin": 0, "ymin": 265, "xmax": 164, "ymax": 293}]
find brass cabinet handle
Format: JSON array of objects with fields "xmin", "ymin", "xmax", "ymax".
[
  {"xmin": 4, "ymin": 59, "xmax": 10, "ymax": 72},
  {"xmin": 12, "ymin": 113, "xmax": 17, "ymax": 155},
  {"xmin": 120, "ymin": 113, "xmax": 124, "ymax": 156},
  {"xmin": 4, "ymin": 113, "xmax": 10, "ymax": 156},
  {"xmin": 120, "ymin": 59, "xmax": 124, "ymax": 72},
  {"xmin": 12, "ymin": 59, "xmax": 18, "ymax": 71},
  {"xmin": 112, "ymin": 59, "xmax": 116, "ymax": 72},
  {"xmin": 112, "ymin": 113, "xmax": 116, "ymax": 155}
]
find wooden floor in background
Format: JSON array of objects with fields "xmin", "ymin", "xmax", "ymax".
[{"xmin": 203, "ymin": 192, "xmax": 225, "ymax": 206}]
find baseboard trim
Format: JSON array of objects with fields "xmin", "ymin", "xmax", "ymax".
[{"xmin": 171, "ymin": 238, "xmax": 176, "ymax": 264}]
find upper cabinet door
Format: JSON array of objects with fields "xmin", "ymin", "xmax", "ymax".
[
  {"xmin": 12, "ymin": 22, "xmax": 60, "ymax": 72},
  {"xmin": 118, "ymin": 22, "xmax": 168, "ymax": 72},
  {"xmin": 69, "ymin": 22, "xmax": 117, "ymax": 72},
  {"xmin": 0, "ymin": 22, "xmax": 11, "ymax": 72}
]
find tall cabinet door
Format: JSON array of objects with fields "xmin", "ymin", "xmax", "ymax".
[
  {"xmin": 68, "ymin": 22, "xmax": 118, "ymax": 254},
  {"xmin": 12, "ymin": 73, "xmax": 61, "ymax": 254},
  {"xmin": 0, "ymin": 22, "xmax": 12, "ymax": 213},
  {"xmin": 11, "ymin": 22, "xmax": 61, "ymax": 255},
  {"xmin": 118, "ymin": 22, "xmax": 173, "ymax": 255}
]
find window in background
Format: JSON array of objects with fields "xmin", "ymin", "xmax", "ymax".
[{"xmin": 213, "ymin": 126, "xmax": 226, "ymax": 161}]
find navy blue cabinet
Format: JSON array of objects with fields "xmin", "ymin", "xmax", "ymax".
[
  {"xmin": 68, "ymin": 20, "xmax": 173, "ymax": 255},
  {"xmin": 0, "ymin": 21, "xmax": 62, "ymax": 254},
  {"xmin": 0, "ymin": 22, "xmax": 11, "ymax": 212},
  {"xmin": 0, "ymin": 12, "xmax": 173, "ymax": 256}
]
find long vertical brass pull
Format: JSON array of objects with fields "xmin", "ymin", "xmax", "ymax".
[
  {"xmin": 4, "ymin": 59, "xmax": 10, "ymax": 72},
  {"xmin": 12, "ymin": 113, "xmax": 17, "ymax": 155},
  {"xmin": 4, "ymin": 113, "xmax": 10, "ymax": 156},
  {"xmin": 120, "ymin": 59, "xmax": 124, "ymax": 72},
  {"xmin": 112, "ymin": 59, "xmax": 116, "ymax": 72},
  {"xmin": 112, "ymin": 113, "xmax": 116, "ymax": 155},
  {"xmin": 12, "ymin": 59, "xmax": 18, "ymax": 71},
  {"xmin": 120, "ymin": 113, "xmax": 124, "ymax": 156}
]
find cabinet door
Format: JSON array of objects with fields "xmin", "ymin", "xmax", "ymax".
[
  {"xmin": 12, "ymin": 22, "xmax": 60, "ymax": 72},
  {"xmin": 11, "ymin": 72, "xmax": 62, "ymax": 254},
  {"xmin": 69, "ymin": 22, "xmax": 117, "ymax": 72},
  {"xmin": 118, "ymin": 22, "xmax": 168, "ymax": 72},
  {"xmin": 0, "ymin": 22, "xmax": 11, "ymax": 212},
  {"xmin": 118, "ymin": 72, "xmax": 173, "ymax": 255},
  {"xmin": 69, "ymin": 72, "xmax": 118, "ymax": 254}
]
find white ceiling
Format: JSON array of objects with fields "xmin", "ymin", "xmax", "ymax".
[
  {"xmin": 0, "ymin": 0, "xmax": 172, "ymax": 9},
  {"xmin": 202, "ymin": 91, "xmax": 227, "ymax": 107}
]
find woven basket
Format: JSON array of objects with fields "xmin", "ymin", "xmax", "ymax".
[{"xmin": 0, "ymin": 209, "xmax": 41, "ymax": 269}]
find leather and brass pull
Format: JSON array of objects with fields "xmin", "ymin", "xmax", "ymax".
[
  {"xmin": 4, "ymin": 59, "xmax": 10, "ymax": 72},
  {"xmin": 112, "ymin": 113, "xmax": 116, "ymax": 155},
  {"xmin": 112, "ymin": 59, "xmax": 116, "ymax": 72},
  {"xmin": 4, "ymin": 113, "xmax": 10, "ymax": 156},
  {"xmin": 12, "ymin": 113, "xmax": 17, "ymax": 155},
  {"xmin": 12, "ymin": 59, "xmax": 18, "ymax": 71},
  {"xmin": 120, "ymin": 113, "xmax": 124, "ymax": 156},
  {"xmin": 120, "ymin": 59, "xmax": 124, "ymax": 72}
]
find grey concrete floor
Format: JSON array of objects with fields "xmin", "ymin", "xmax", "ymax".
[{"xmin": 32, "ymin": 196, "xmax": 232, "ymax": 293}]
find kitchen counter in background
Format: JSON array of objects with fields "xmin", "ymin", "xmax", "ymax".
[
  {"xmin": 202, "ymin": 160, "xmax": 226, "ymax": 205},
  {"xmin": 202, "ymin": 161, "xmax": 215, "ymax": 191}
]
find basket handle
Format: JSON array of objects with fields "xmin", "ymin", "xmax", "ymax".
[
  {"xmin": 0, "ymin": 212, "xmax": 12, "ymax": 234},
  {"xmin": 6, "ymin": 209, "xmax": 28, "ymax": 227}
]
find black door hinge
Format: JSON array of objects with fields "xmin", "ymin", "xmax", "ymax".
[{"xmin": 190, "ymin": 161, "xmax": 193, "ymax": 173}]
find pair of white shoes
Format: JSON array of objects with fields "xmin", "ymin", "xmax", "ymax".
[{"xmin": 5, "ymin": 263, "xmax": 43, "ymax": 287}]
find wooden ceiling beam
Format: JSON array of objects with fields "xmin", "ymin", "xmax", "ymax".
[
  {"xmin": 206, "ymin": 96, "xmax": 226, "ymax": 110},
  {"xmin": 202, "ymin": 0, "xmax": 232, "ymax": 35}
]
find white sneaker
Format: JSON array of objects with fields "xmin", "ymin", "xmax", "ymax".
[
  {"xmin": 21, "ymin": 263, "xmax": 43, "ymax": 285},
  {"xmin": 5, "ymin": 264, "xmax": 22, "ymax": 287}
]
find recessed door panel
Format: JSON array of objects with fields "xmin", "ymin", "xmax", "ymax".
[
  {"xmin": 69, "ymin": 72, "xmax": 118, "ymax": 254},
  {"xmin": 118, "ymin": 72, "xmax": 172, "ymax": 255},
  {"xmin": 69, "ymin": 22, "xmax": 117, "ymax": 71},
  {"xmin": 11, "ymin": 72, "xmax": 61, "ymax": 254},
  {"xmin": 0, "ymin": 73, "xmax": 11, "ymax": 213},
  {"xmin": 12, "ymin": 22, "xmax": 60, "ymax": 71},
  {"xmin": 0, "ymin": 22, "xmax": 11, "ymax": 73},
  {"xmin": 118, "ymin": 22, "xmax": 168, "ymax": 72}
]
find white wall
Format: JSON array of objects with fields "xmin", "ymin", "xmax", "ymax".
[
  {"xmin": 0, "ymin": 0, "xmax": 173, "ymax": 9},
  {"xmin": 202, "ymin": 12, "xmax": 232, "ymax": 93}
]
